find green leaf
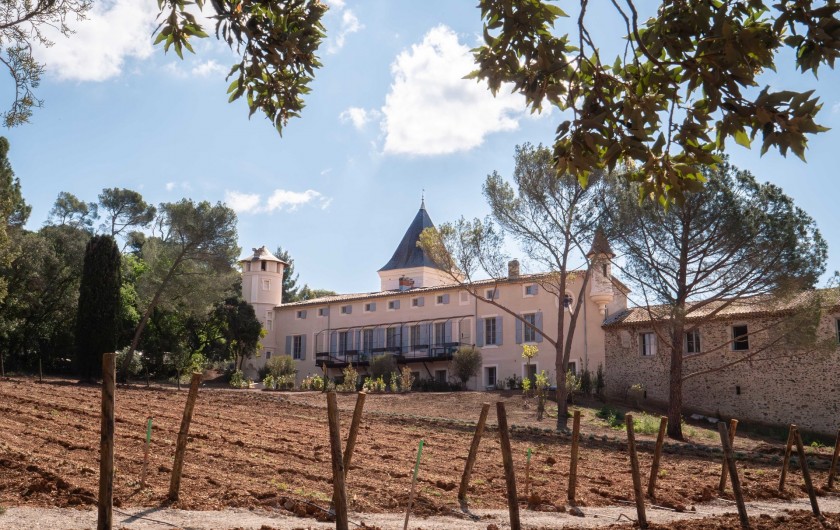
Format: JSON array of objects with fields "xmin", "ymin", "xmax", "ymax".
[{"xmin": 733, "ymin": 129, "xmax": 751, "ymax": 148}]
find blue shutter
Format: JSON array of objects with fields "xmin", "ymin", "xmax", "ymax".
[
  {"xmin": 346, "ymin": 305, "xmax": 353, "ymax": 314},
  {"xmin": 301, "ymin": 310, "xmax": 307, "ymax": 319},
  {"xmin": 376, "ymin": 327, "xmax": 385, "ymax": 349},
  {"xmin": 285, "ymin": 335, "xmax": 292, "ymax": 355},
  {"xmin": 401, "ymin": 325, "xmax": 410, "ymax": 352},
  {"xmin": 515, "ymin": 317, "xmax": 522, "ymax": 344},
  {"xmin": 476, "ymin": 318, "xmax": 484, "ymax": 347},
  {"xmin": 418, "ymin": 297, "xmax": 424, "ymax": 307},
  {"xmin": 330, "ymin": 332, "xmax": 337, "ymax": 355},
  {"xmin": 300, "ymin": 335, "xmax": 307, "ymax": 360},
  {"xmin": 444, "ymin": 321, "xmax": 452, "ymax": 343},
  {"xmin": 536, "ymin": 311, "xmax": 544, "ymax": 343},
  {"xmin": 355, "ymin": 330, "xmax": 361, "ymax": 351},
  {"xmin": 496, "ymin": 317, "xmax": 503, "ymax": 345},
  {"xmin": 394, "ymin": 300, "xmax": 400, "ymax": 310},
  {"xmin": 442, "ymin": 294, "xmax": 449, "ymax": 304},
  {"xmin": 370, "ymin": 302, "xmax": 376, "ymax": 312},
  {"xmin": 419, "ymin": 324, "xmax": 429, "ymax": 345}
]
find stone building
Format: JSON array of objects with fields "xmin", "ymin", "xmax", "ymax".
[
  {"xmin": 603, "ymin": 293, "xmax": 840, "ymax": 434},
  {"xmin": 240, "ymin": 201, "xmax": 629, "ymax": 389}
]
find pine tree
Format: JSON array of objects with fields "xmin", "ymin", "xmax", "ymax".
[
  {"xmin": 75, "ymin": 235, "xmax": 121, "ymax": 381},
  {"xmin": 274, "ymin": 246, "xmax": 300, "ymax": 302}
]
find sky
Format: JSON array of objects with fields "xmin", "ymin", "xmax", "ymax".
[{"xmin": 3, "ymin": 0, "xmax": 840, "ymax": 296}]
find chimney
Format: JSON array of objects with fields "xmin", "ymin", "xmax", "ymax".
[
  {"xmin": 508, "ymin": 259, "xmax": 520, "ymax": 279},
  {"xmin": 398, "ymin": 276, "xmax": 415, "ymax": 291}
]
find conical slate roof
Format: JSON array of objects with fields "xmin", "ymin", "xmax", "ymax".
[
  {"xmin": 241, "ymin": 245, "xmax": 287, "ymax": 264},
  {"xmin": 587, "ymin": 229, "xmax": 615, "ymax": 258},
  {"xmin": 379, "ymin": 202, "xmax": 444, "ymax": 272}
]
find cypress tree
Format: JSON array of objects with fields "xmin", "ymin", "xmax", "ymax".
[{"xmin": 75, "ymin": 235, "xmax": 121, "ymax": 381}]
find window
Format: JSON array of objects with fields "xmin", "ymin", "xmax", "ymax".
[
  {"xmin": 567, "ymin": 361, "xmax": 578, "ymax": 376},
  {"xmin": 292, "ymin": 335, "xmax": 303, "ymax": 360},
  {"xmin": 640, "ymin": 332, "xmax": 657, "ymax": 356},
  {"xmin": 338, "ymin": 331, "xmax": 349, "ymax": 354},
  {"xmin": 685, "ymin": 329, "xmax": 701, "ymax": 354},
  {"xmin": 563, "ymin": 293, "xmax": 574, "ymax": 309},
  {"xmin": 523, "ymin": 313, "xmax": 536, "ymax": 343},
  {"xmin": 318, "ymin": 307, "xmax": 328, "ymax": 317},
  {"xmin": 296, "ymin": 310, "xmax": 307, "ymax": 319},
  {"xmin": 340, "ymin": 305, "xmax": 352, "ymax": 314},
  {"xmin": 459, "ymin": 291, "xmax": 470, "ymax": 304},
  {"xmin": 434, "ymin": 322, "xmax": 446, "ymax": 345},
  {"xmin": 266, "ymin": 319, "xmax": 273, "ymax": 331},
  {"xmin": 386, "ymin": 327, "xmax": 398, "ymax": 348},
  {"xmin": 410, "ymin": 325, "xmax": 421, "ymax": 347},
  {"xmin": 524, "ymin": 284, "xmax": 538, "ymax": 296},
  {"xmin": 363, "ymin": 329, "xmax": 374, "ymax": 352},
  {"xmin": 732, "ymin": 325, "xmax": 749, "ymax": 351},
  {"xmin": 435, "ymin": 370, "xmax": 447, "ymax": 383},
  {"xmin": 388, "ymin": 300, "xmax": 399, "ymax": 310},
  {"xmin": 523, "ymin": 363, "xmax": 537, "ymax": 382},
  {"xmin": 485, "ymin": 366, "xmax": 497, "ymax": 388},
  {"xmin": 265, "ymin": 350, "xmax": 272, "ymax": 359},
  {"xmin": 485, "ymin": 288, "xmax": 498, "ymax": 300},
  {"xmin": 436, "ymin": 294, "xmax": 449, "ymax": 305},
  {"xmin": 411, "ymin": 297, "xmax": 424, "ymax": 307},
  {"xmin": 364, "ymin": 302, "xmax": 376, "ymax": 312},
  {"xmin": 261, "ymin": 279, "xmax": 271, "ymax": 291},
  {"xmin": 485, "ymin": 318, "xmax": 498, "ymax": 345},
  {"xmin": 261, "ymin": 261, "xmax": 266, "ymax": 271}
]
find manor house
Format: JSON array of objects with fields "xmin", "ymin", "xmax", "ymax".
[{"xmin": 239, "ymin": 202, "xmax": 629, "ymax": 389}]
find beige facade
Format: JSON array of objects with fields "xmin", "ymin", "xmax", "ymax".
[
  {"xmin": 240, "ymin": 204, "xmax": 628, "ymax": 389},
  {"xmin": 604, "ymin": 304, "xmax": 840, "ymax": 434}
]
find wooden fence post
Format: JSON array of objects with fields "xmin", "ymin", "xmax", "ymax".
[
  {"xmin": 647, "ymin": 416, "xmax": 668, "ymax": 498},
  {"xmin": 327, "ymin": 392, "xmax": 348, "ymax": 530},
  {"xmin": 779, "ymin": 424, "xmax": 796, "ymax": 492},
  {"xmin": 793, "ymin": 428, "xmax": 821, "ymax": 517},
  {"xmin": 343, "ymin": 392, "xmax": 366, "ymax": 477},
  {"xmin": 828, "ymin": 428, "xmax": 840, "ymax": 490},
  {"xmin": 141, "ymin": 417, "xmax": 152, "ymax": 488},
  {"xmin": 719, "ymin": 419, "xmax": 739, "ymax": 492},
  {"xmin": 168, "ymin": 372, "xmax": 202, "ymax": 501},
  {"xmin": 497, "ymin": 402, "xmax": 521, "ymax": 530},
  {"xmin": 624, "ymin": 414, "xmax": 647, "ymax": 529},
  {"xmin": 568, "ymin": 410, "xmax": 581, "ymax": 503},
  {"xmin": 458, "ymin": 402, "xmax": 490, "ymax": 503},
  {"xmin": 718, "ymin": 421, "xmax": 749, "ymax": 529},
  {"xmin": 97, "ymin": 352, "xmax": 116, "ymax": 530}
]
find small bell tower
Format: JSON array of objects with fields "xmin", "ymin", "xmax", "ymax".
[
  {"xmin": 587, "ymin": 229, "xmax": 615, "ymax": 315},
  {"xmin": 241, "ymin": 246, "xmax": 286, "ymax": 309}
]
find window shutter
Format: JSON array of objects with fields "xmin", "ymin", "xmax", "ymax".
[
  {"xmin": 330, "ymin": 332, "xmax": 337, "ymax": 354},
  {"xmin": 515, "ymin": 317, "xmax": 523, "ymax": 344},
  {"xmin": 417, "ymin": 297, "xmax": 424, "ymax": 307},
  {"xmin": 419, "ymin": 324, "xmax": 429, "ymax": 345},
  {"xmin": 355, "ymin": 330, "xmax": 361, "ymax": 350},
  {"xmin": 401, "ymin": 325, "xmax": 410, "ymax": 351},
  {"xmin": 444, "ymin": 321, "xmax": 452, "ymax": 343},
  {"xmin": 376, "ymin": 327, "xmax": 385, "ymax": 349},
  {"xmin": 285, "ymin": 336, "xmax": 292, "ymax": 355},
  {"xmin": 370, "ymin": 302, "xmax": 376, "ymax": 312},
  {"xmin": 300, "ymin": 335, "xmax": 307, "ymax": 360},
  {"xmin": 476, "ymin": 318, "xmax": 484, "ymax": 347},
  {"xmin": 394, "ymin": 300, "xmax": 400, "ymax": 310},
  {"xmin": 536, "ymin": 311, "xmax": 544, "ymax": 343},
  {"xmin": 442, "ymin": 294, "xmax": 450, "ymax": 304},
  {"xmin": 347, "ymin": 305, "xmax": 353, "ymax": 314},
  {"xmin": 496, "ymin": 316, "xmax": 503, "ymax": 345}
]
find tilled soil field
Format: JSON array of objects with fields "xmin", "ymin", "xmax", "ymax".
[{"xmin": 0, "ymin": 377, "xmax": 836, "ymax": 523}]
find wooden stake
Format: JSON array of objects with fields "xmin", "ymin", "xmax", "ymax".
[
  {"xmin": 647, "ymin": 416, "xmax": 668, "ymax": 498},
  {"xmin": 497, "ymin": 401, "xmax": 521, "ymax": 530},
  {"xmin": 38, "ymin": 356, "xmax": 43, "ymax": 383},
  {"xmin": 97, "ymin": 352, "xmax": 116, "ymax": 530},
  {"xmin": 828, "ymin": 428, "xmax": 840, "ymax": 490},
  {"xmin": 168, "ymin": 372, "xmax": 202, "ymax": 501},
  {"xmin": 327, "ymin": 392, "xmax": 348, "ymax": 530},
  {"xmin": 458, "ymin": 402, "xmax": 490, "ymax": 503},
  {"xmin": 525, "ymin": 448, "xmax": 531, "ymax": 498},
  {"xmin": 793, "ymin": 428, "xmax": 821, "ymax": 518},
  {"xmin": 141, "ymin": 417, "xmax": 152, "ymax": 488},
  {"xmin": 568, "ymin": 410, "xmax": 581, "ymax": 503},
  {"xmin": 624, "ymin": 414, "xmax": 647, "ymax": 529},
  {"xmin": 779, "ymin": 424, "xmax": 796, "ymax": 492},
  {"xmin": 719, "ymin": 418, "xmax": 739, "ymax": 492},
  {"xmin": 718, "ymin": 422, "xmax": 749, "ymax": 529},
  {"xmin": 342, "ymin": 392, "xmax": 366, "ymax": 477},
  {"xmin": 403, "ymin": 439, "xmax": 424, "ymax": 530}
]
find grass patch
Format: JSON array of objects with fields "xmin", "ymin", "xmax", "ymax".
[
  {"xmin": 0, "ymin": 505, "xmax": 6, "ymax": 516},
  {"xmin": 595, "ymin": 406, "xmax": 661, "ymax": 434}
]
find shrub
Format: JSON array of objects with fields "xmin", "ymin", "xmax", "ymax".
[
  {"xmin": 116, "ymin": 347, "xmax": 142, "ymax": 378},
  {"xmin": 266, "ymin": 355, "xmax": 296, "ymax": 378},
  {"xmin": 389, "ymin": 371, "xmax": 400, "ymax": 392},
  {"xmin": 262, "ymin": 374, "xmax": 275, "ymax": 389},
  {"xmin": 399, "ymin": 366, "xmax": 415, "ymax": 393},
  {"xmin": 369, "ymin": 354, "xmax": 398, "ymax": 383},
  {"xmin": 414, "ymin": 378, "xmax": 462, "ymax": 392},
  {"xmin": 580, "ymin": 368, "xmax": 592, "ymax": 397},
  {"xmin": 534, "ymin": 369, "xmax": 551, "ymax": 420},
  {"xmin": 566, "ymin": 370, "xmax": 582, "ymax": 404},
  {"xmin": 595, "ymin": 363, "xmax": 606, "ymax": 400},
  {"xmin": 522, "ymin": 377, "xmax": 532, "ymax": 397},
  {"xmin": 275, "ymin": 373, "xmax": 295, "ymax": 390},
  {"xmin": 300, "ymin": 374, "xmax": 324, "ymax": 391},
  {"xmin": 505, "ymin": 374, "xmax": 521, "ymax": 390},
  {"xmin": 229, "ymin": 370, "xmax": 250, "ymax": 389},
  {"xmin": 337, "ymin": 364, "xmax": 359, "ymax": 392},
  {"xmin": 452, "ymin": 346, "xmax": 482, "ymax": 386}
]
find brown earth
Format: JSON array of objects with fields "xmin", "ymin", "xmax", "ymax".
[
  {"xmin": 0, "ymin": 376, "xmax": 837, "ymax": 524},
  {"xmin": 563, "ymin": 510, "xmax": 840, "ymax": 529}
]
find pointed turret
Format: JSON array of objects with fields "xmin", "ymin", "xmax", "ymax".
[
  {"xmin": 587, "ymin": 229, "xmax": 615, "ymax": 315},
  {"xmin": 377, "ymin": 201, "xmax": 452, "ymax": 290}
]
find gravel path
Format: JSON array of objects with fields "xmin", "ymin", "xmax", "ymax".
[{"xmin": 2, "ymin": 496, "xmax": 839, "ymax": 529}]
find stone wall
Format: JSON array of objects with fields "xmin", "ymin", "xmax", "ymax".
[{"xmin": 604, "ymin": 312, "xmax": 840, "ymax": 434}]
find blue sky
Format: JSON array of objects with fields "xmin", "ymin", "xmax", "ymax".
[{"xmin": 3, "ymin": 1, "xmax": 840, "ymax": 295}]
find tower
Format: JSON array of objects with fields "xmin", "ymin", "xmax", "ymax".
[
  {"xmin": 587, "ymin": 229, "xmax": 615, "ymax": 315},
  {"xmin": 377, "ymin": 200, "xmax": 453, "ymax": 291},
  {"xmin": 240, "ymin": 245, "xmax": 286, "ymax": 320}
]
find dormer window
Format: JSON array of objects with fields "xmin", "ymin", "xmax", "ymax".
[
  {"xmin": 365, "ymin": 302, "xmax": 376, "ymax": 312},
  {"xmin": 388, "ymin": 300, "xmax": 400, "ymax": 310},
  {"xmin": 411, "ymin": 297, "xmax": 424, "ymax": 307},
  {"xmin": 341, "ymin": 305, "xmax": 352, "ymax": 315},
  {"xmin": 318, "ymin": 307, "xmax": 329, "ymax": 317},
  {"xmin": 296, "ymin": 310, "xmax": 307, "ymax": 319},
  {"xmin": 261, "ymin": 261, "xmax": 266, "ymax": 271}
]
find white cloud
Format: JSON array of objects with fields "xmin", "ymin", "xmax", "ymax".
[
  {"xmin": 35, "ymin": 0, "xmax": 160, "ymax": 81},
  {"xmin": 327, "ymin": 8, "xmax": 363, "ymax": 53},
  {"xmin": 381, "ymin": 25, "xmax": 530, "ymax": 156},
  {"xmin": 224, "ymin": 191, "xmax": 262, "ymax": 213},
  {"xmin": 225, "ymin": 188, "xmax": 332, "ymax": 213},
  {"xmin": 165, "ymin": 182, "xmax": 176, "ymax": 191},
  {"xmin": 324, "ymin": 0, "xmax": 345, "ymax": 8},
  {"xmin": 191, "ymin": 59, "xmax": 226, "ymax": 77},
  {"xmin": 339, "ymin": 106, "xmax": 381, "ymax": 130}
]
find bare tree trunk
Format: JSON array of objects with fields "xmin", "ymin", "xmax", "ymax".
[
  {"xmin": 667, "ymin": 346, "xmax": 684, "ymax": 439},
  {"xmin": 555, "ymin": 343, "xmax": 569, "ymax": 430}
]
